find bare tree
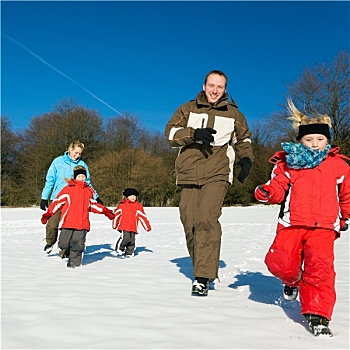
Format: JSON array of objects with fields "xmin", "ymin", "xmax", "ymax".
[
  {"xmin": 138, "ymin": 129, "xmax": 171, "ymax": 156},
  {"xmin": 1, "ymin": 116, "xmax": 19, "ymax": 176},
  {"xmin": 1, "ymin": 116, "xmax": 22, "ymax": 206},
  {"xmin": 129, "ymin": 149, "xmax": 176, "ymax": 206},
  {"xmin": 90, "ymin": 148, "xmax": 177, "ymax": 207},
  {"xmin": 104, "ymin": 114, "xmax": 141, "ymax": 152},
  {"xmin": 17, "ymin": 100, "xmax": 105, "ymax": 204},
  {"xmin": 288, "ymin": 51, "xmax": 350, "ymax": 153},
  {"xmin": 89, "ymin": 150, "xmax": 133, "ymax": 206}
]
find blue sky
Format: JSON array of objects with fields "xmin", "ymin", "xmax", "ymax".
[{"xmin": 1, "ymin": 1, "xmax": 349, "ymax": 132}]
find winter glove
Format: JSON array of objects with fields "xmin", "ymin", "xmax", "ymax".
[
  {"xmin": 193, "ymin": 128, "xmax": 217, "ymax": 145},
  {"xmin": 255, "ymin": 184, "xmax": 286, "ymax": 204},
  {"xmin": 340, "ymin": 219, "xmax": 349, "ymax": 232},
  {"xmin": 41, "ymin": 212, "xmax": 52, "ymax": 224},
  {"xmin": 40, "ymin": 199, "xmax": 48, "ymax": 211},
  {"xmin": 96, "ymin": 197, "xmax": 104, "ymax": 205},
  {"xmin": 255, "ymin": 185, "xmax": 269, "ymax": 202},
  {"xmin": 103, "ymin": 208, "xmax": 115, "ymax": 220},
  {"xmin": 237, "ymin": 157, "xmax": 252, "ymax": 183}
]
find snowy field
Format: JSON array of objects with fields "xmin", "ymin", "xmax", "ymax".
[{"xmin": 1, "ymin": 206, "xmax": 349, "ymax": 349}]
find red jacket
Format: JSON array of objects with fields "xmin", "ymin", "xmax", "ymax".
[
  {"xmin": 112, "ymin": 199, "xmax": 151, "ymax": 233},
  {"xmin": 45, "ymin": 180, "xmax": 110, "ymax": 231},
  {"xmin": 261, "ymin": 147, "xmax": 350, "ymax": 232}
]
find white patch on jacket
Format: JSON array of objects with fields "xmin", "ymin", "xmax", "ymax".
[
  {"xmin": 212, "ymin": 115, "xmax": 235, "ymax": 146},
  {"xmin": 187, "ymin": 112, "xmax": 236, "ymax": 147}
]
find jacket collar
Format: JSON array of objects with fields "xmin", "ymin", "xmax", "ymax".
[
  {"xmin": 68, "ymin": 180, "xmax": 88, "ymax": 188},
  {"xmin": 196, "ymin": 91, "xmax": 229, "ymax": 109},
  {"xmin": 269, "ymin": 146, "xmax": 348, "ymax": 165},
  {"xmin": 328, "ymin": 146, "xmax": 340, "ymax": 156},
  {"xmin": 328, "ymin": 146, "xmax": 350, "ymax": 161},
  {"xmin": 64, "ymin": 151, "xmax": 80, "ymax": 164},
  {"xmin": 120, "ymin": 199, "xmax": 136, "ymax": 204}
]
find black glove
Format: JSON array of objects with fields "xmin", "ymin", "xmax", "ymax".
[
  {"xmin": 40, "ymin": 199, "xmax": 48, "ymax": 211},
  {"xmin": 341, "ymin": 223, "xmax": 348, "ymax": 231},
  {"xmin": 193, "ymin": 128, "xmax": 217, "ymax": 145},
  {"xmin": 96, "ymin": 197, "xmax": 104, "ymax": 205},
  {"xmin": 340, "ymin": 218, "xmax": 348, "ymax": 231},
  {"xmin": 237, "ymin": 157, "xmax": 252, "ymax": 184}
]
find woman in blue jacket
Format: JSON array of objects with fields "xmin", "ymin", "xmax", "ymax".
[{"xmin": 40, "ymin": 141, "xmax": 102, "ymax": 253}]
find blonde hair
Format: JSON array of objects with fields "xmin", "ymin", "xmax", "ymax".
[
  {"xmin": 287, "ymin": 98, "xmax": 332, "ymax": 131},
  {"xmin": 68, "ymin": 141, "xmax": 85, "ymax": 151}
]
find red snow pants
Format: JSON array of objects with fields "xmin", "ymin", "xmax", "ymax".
[{"xmin": 264, "ymin": 225, "xmax": 337, "ymax": 320}]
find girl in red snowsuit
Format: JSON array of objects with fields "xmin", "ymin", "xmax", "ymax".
[
  {"xmin": 255, "ymin": 99, "xmax": 350, "ymax": 337},
  {"xmin": 41, "ymin": 166, "xmax": 114, "ymax": 268},
  {"xmin": 112, "ymin": 188, "xmax": 151, "ymax": 258}
]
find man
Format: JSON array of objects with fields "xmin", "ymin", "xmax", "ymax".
[{"xmin": 164, "ymin": 70, "xmax": 254, "ymax": 296}]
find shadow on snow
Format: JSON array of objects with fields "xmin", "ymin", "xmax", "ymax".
[
  {"xmin": 170, "ymin": 256, "xmax": 226, "ymax": 285},
  {"xmin": 229, "ymin": 271, "xmax": 308, "ymax": 330},
  {"xmin": 82, "ymin": 244, "xmax": 153, "ymax": 265},
  {"xmin": 170, "ymin": 257, "xmax": 307, "ymax": 330},
  {"xmin": 82, "ymin": 246, "xmax": 307, "ymax": 330}
]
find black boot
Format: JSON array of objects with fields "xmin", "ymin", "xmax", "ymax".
[
  {"xmin": 304, "ymin": 314, "xmax": 333, "ymax": 337},
  {"xmin": 59, "ymin": 249, "xmax": 70, "ymax": 259},
  {"xmin": 44, "ymin": 244, "xmax": 53, "ymax": 254},
  {"xmin": 283, "ymin": 285, "xmax": 298, "ymax": 301},
  {"xmin": 192, "ymin": 277, "xmax": 209, "ymax": 296}
]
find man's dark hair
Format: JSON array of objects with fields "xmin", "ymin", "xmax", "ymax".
[{"xmin": 204, "ymin": 70, "xmax": 228, "ymax": 88}]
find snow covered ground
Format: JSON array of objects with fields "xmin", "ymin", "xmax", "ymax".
[{"xmin": 1, "ymin": 206, "xmax": 349, "ymax": 349}]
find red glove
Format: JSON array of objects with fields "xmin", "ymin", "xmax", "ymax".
[
  {"xmin": 103, "ymin": 208, "xmax": 115, "ymax": 220},
  {"xmin": 256, "ymin": 184, "xmax": 286, "ymax": 204},
  {"xmin": 255, "ymin": 185, "xmax": 269, "ymax": 202},
  {"xmin": 41, "ymin": 212, "xmax": 52, "ymax": 224}
]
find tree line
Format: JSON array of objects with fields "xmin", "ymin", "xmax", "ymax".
[{"xmin": 1, "ymin": 51, "xmax": 349, "ymax": 208}]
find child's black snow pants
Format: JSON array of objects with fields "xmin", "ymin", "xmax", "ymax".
[{"xmin": 58, "ymin": 228, "xmax": 87, "ymax": 268}]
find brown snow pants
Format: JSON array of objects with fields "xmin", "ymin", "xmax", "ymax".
[
  {"xmin": 179, "ymin": 181, "xmax": 229, "ymax": 280},
  {"xmin": 45, "ymin": 210, "xmax": 61, "ymax": 245}
]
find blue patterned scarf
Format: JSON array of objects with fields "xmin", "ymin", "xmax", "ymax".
[{"xmin": 281, "ymin": 142, "xmax": 331, "ymax": 169}]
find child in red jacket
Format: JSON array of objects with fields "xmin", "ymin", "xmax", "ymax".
[
  {"xmin": 255, "ymin": 99, "xmax": 350, "ymax": 337},
  {"xmin": 41, "ymin": 166, "xmax": 114, "ymax": 268},
  {"xmin": 112, "ymin": 188, "xmax": 151, "ymax": 258}
]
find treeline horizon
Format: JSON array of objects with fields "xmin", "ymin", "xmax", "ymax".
[{"xmin": 1, "ymin": 51, "xmax": 349, "ymax": 208}]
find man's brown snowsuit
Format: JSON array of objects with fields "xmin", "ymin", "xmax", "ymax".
[{"xmin": 165, "ymin": 91, "xmax": 254, "ymax": 279}]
